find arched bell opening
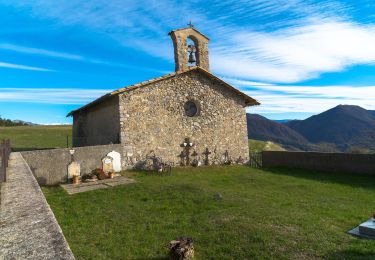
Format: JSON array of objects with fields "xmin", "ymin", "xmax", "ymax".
[{"xmin": 186, "ymin": 36, "xmax": 199, "ymax": 67}]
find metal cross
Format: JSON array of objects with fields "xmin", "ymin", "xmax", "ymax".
[
  {"xmin": 203, "ymin": 147, "xmax": 211, "ymax": 166},
  {"xmin": 187, "ymin": 21, "xmax": 194, "ymax": 28},
  {"xmin": 178, "ymin": 151, "xmax": 186, "ymax": 166},
  {"xmin": 180, "ymin": 138, "xmax": 193, "ymax": 166},
  {"xmin": 224, "ymin": 150, "xmax": 229, "ymax": 162}
]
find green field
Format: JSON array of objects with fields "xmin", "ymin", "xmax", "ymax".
[
  {"xmin": 44, "ymin": 166, "xmax": 375, "ymax": 259},
  {"xmin": 0, "ymin": 125, "xmax": 72, "ymax": 151},
  {"xmin": 0, "ymin": 125, "xmax": 283, "ymax": 154},
  {"xmin": 249, "ymin": 139, "xmax": 285, "ymax": 153},
  {"xmin": 3, "ymin": 125, "xmax": 374, "ymax": 258}
]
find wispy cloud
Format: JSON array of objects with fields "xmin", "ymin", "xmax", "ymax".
[
  {"xmin": 0, "ymin": 61, "xmax": 52, "ymax": 71},
  {"xmin": 0, "ymin": 88, "xmax": 111, "ymax": 104},
  {"xmin": 0, "ymin": 43, "xmax": 83, "ymax": 60},
  {"xmin": 226, "ymin": 78, "xmax": 375, "ymax": 114},
  {"xmin": 211, "ymin": 21, "xmax": 375, "ymax": 83},
  {"xmin": 3, "ymin": 0, "xmax": 374, "ymax": 83},
  {"xmin": 0, "ymin": 42, "xmax": 167, "ymax": 74}
]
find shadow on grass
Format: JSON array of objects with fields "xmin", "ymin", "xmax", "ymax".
[
  {"xmin": 326, "ymin": 249, "xmax": 375, "ymax": 259},
  {"xmin": 134, "ymin": 257, "xmax": 169, "ymax": 260},
  {"xmin": 263, "ymin": 167, "xmax": 375, "ymax": 190},
  {"xmin": 12, "ymin": 147, "xmax": 66, "ymax": 152}
]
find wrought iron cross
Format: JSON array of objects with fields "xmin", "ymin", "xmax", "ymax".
[
  {"xmin": 180, "ymin": 137, "xmax": 193, "ymax": 166},
  {"xmin": 187, "ymin": 21, "xmax": 194, "ymax": 28},
  {"xmin": 203, "ymin": 147, "xmax": 211, "ymax": 166},
  {"xmin": 224, "ymin": 150, "xmax": 229, "ymax": 163}
]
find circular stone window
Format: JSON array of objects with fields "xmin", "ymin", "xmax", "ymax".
[{"xmin": 184, "ymin": 101, "xmax": 199, "ymax": 117}]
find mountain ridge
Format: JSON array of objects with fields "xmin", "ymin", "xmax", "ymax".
[{"xmin": 247, "ymin": 105, "xmax": 375, "ymax": 153}]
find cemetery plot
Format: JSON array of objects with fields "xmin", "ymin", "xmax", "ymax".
[
  {"xmin": 44, "ymin": 166, "xmax": 375, "ymax": 259},
  {"xmin": 61, "ymin": 176, "xmax": 136, "ymax": 195}
]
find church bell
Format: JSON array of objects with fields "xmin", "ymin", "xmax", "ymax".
[{"xmin": 188, "ymin": 51, "xmax": 196, "ymax": 63}]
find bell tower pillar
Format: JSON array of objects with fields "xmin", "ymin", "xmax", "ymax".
[{"xmin": 168, "ymin": 24, "xmax": 209, "ymax": 72}]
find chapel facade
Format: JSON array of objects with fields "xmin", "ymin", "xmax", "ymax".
[{"xmin": 68, "ymin": 26, "xmax": 259, "ymax": 168}]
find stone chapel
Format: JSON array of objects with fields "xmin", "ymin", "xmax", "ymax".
[{"xmin": 68, "ymin": 26, "xmax": 259, "ymax": 168}]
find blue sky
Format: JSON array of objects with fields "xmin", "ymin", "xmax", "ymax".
[{"xmin": 0, "ymin": 0, "xmax": 375, "ymax": 124}]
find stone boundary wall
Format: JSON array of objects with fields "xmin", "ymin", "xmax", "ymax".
[
  {"xmin": 262, "ymin": 151, "xmax": 375, "ymax": 175},
  {"xmin": 0, "ymin": 153, "xmax": 75, "ymax": 259},
  {"xmin": 21, "ymin": 144, "xmax": 122, "ymax": 186}
]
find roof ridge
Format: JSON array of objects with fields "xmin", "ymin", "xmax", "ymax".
[
  {"xmin": 168, "ymin": 27, "xmax": 209, "ymax": 40},
  {"xmin": 67, "ymin": 66, "xmax": 259, "ymax": 117}
]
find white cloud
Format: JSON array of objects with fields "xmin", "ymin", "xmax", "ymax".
[
  {"xmin": 0, "ymin": 88, "xmax": 111, "ymax": 104},
  {"xmin": 0, "ymin": 61, "xmax": 52, "ymax": 71},
  {"xmin": 2, "ymin": 0, "xmax": 375, "ymax": 84},
  {"xmin": 211, "ymin": 21, "xmax": 375, "ymax": 83},
  {"xmin": 0, "ymin": 43, "xmax": 83, "ymax": 60},
  {"xmin": 227, "ymin": 78, "xmax": 375, "ymax": 114},
  {"xmin": 0, "ymin": 42, "xmax": 167, "ymax": 74}
]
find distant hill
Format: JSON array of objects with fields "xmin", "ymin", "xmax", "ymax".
[
  {"xmin": 247, "ymin": 114, "xmax": 317, "ymax": 151},
  {"xmin": 273, "ymin": 119, "xmax": 293, "ymax": 123},
  {"xmin": 0, "ymin": 117, "xmax": 37, "ymax": 127},
  {"xmin": 285, "ymin": 105, "xmax": 375, "ymax": 151},
  {"xmin": 247, "ymin": 105, "xmax": 375, "ymax": 153}
]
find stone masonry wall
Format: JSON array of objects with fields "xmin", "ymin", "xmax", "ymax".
[
  {"xmin": 72, "ymin": 96, "xmax": 120, "ymax": 147},
  {"xmin": 119, "ymin": 70, "xmax": 249, "ymax": 168},
  {"xmin": 169, "ymin": 28, "xmax": 209, "ymax": 72},
  {"xmin": 21, "ymin": 144, "xmax": 121, "ymax": 185}
]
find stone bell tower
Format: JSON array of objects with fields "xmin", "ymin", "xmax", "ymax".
[{"xmin": 169, "ymin": 24, "xmax": 209, "ymax": 72}]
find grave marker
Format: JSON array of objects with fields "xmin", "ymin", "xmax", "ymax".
[
  {"xmin": 102, "ymin": 156, "xmax": 114, "ymax": 173},
  {"xmin": 107, "ymin": 150, "xmax": 121, "ymax": 172},
  {"xmin": 67, "ymin": 161, "xmax": 80, "ymax": 180}
]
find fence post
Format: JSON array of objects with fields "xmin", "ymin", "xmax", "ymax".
[
  {"xmin": 0, "ymin": 139, "xmax": 11, "ymax": 182},
  {"xmin": 249, "ymin": 152, "xmax": 262, "ymax": 168},
  {"xmin": 1, "ymin": 140, "xmax": 5, "ymax": 182}
]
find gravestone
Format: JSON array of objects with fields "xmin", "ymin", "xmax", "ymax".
[
  {"xmin": 102, "ymin": 156, "xmax": 114, "ymax": 173},
  {"xmin": 67, "ymin": 161, "xmax": 80, "ymax": 180},
  {"xmin": 359, "ymin": 219, "xmax": 375, "ymax": 237},
  {"xmin": 348, "ymin": 217, "xmax": 375, "ymax": 239},
  {"xmin": 107, "ymin": 151, "xmax": 121, "ymax": 172}
]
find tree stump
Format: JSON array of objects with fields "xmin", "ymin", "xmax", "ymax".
[{"xmin": 168, "ymin": 237, "xmax": 194, "ymax": 260}]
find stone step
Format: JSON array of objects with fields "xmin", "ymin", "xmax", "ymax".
[{"xmin": 60, "ymin": 176, "xmax": 136, "ymax": 195}]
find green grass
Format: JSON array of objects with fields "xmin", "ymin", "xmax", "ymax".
[
  {"xmin": 0, "ymin": 125, "xmax": 72, "ymax": 151},
  {"xmin": 249, "ymin": 139, "xmax": 285, "ymax": 153},
  {"xmin": 0, "ymin": 125, "xmax": 280, "ymax": 154},
  {"xmin": 44, "ymin": 166, "xmax": 375, "ymax": 259}
]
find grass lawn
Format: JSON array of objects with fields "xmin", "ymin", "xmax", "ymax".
[
  {"xmin": 0, "ymin": 125, "xmax": 72, "ymax": 151},
  {"xmin": 249, "ymin": 139, "xmax": 285, "ymax": 153},
  {"xmin": 43, "ymin": 166, "xmax": 375, "ymax": 259},
  {"xmin": 0, "ymin": 125, "xmax": 280, "ymax": 154}
]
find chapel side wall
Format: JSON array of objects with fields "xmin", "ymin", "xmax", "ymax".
[
  {"xmin": 72, "ymin": 96, "xmax": 120, "ymax": 147},
  {"xmin": 119, "ymin": 70, "xmax": 249, "ymax": 168}
]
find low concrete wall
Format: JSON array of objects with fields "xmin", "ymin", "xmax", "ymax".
[
  {"xmin": 262, "ymin": 151, "xmax": 375, "ymax": 175},
  {"xmin": 0, "ymin": 153, "xmax": 75, "ymax": 259},
  {"xmin": 21, "ymin": 144, "xmax": 122, "ymax": 185}
]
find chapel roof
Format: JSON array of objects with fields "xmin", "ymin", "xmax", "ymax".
[
  {"xmin": 67, "ymin": 66, "xmax": 259, "ymax": 117},
  {"xmin": 168, "ymin": 27, "xmax": 210, "ymax": 40}
]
